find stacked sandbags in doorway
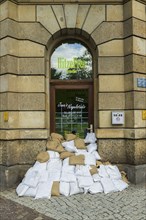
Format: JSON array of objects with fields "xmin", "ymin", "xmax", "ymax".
[{"xmin": 16, "ymin": 132, "xmax": 129, "ymax": 199}]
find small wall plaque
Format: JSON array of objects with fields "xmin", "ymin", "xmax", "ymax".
[
  {"xmin": 112, "ymin": 111, "xmax": 124, "ymax": 125},
  {"xmin": 142, "ymin": 110, "xmax": 146, "ymax": 120},
  {"xmin": 137, "ymin": 78, "xmax": 146, "ymax": 88}
]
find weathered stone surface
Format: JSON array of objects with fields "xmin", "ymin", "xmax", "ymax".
[
  {"xmin": 0, "ymin": 129, "xmax": 48, "ymax": 140},
  {"xmin": 125, "ymin": 110, "xmax": 146, "ymax": 129},
  {"xmin": 99, "ymin": 111, "xmax": 125, "ymax": 128},
  {"xmin": 99, "ymin": 75, "xmax": 124, "ymax": 92},
  {"xmin": 124, "ymin": 54, "xmax": 146, "ymax": 74},
  {"xmin": 52, "ymin": 5, "xmax": 66, "ymax": 29},
  {"xmin": 132, "ymin": 0, "xmax": 145, "ymax": 21},
  {"xmin": 126, "ymin": 139, "xmax": 146, "ymax": 165},
  {"xmin": 98, "ymin": 40, "xmax": 124, "ymax": 56},
  {"xmin": 37, "ymin": 5, "xmax": 60, "ymax": 34},
  {"xmin": 124, "ymin": 73, "xmax": 133, "ymax": 91},
  {"xmin": 18, "ymin": 76, "xmax": 45, "ymax": 92},
  {"xmin": 18, "ymin": 5, "xmax": 35, "ymax": 21},
  {"xmin": 18, "ymin": 57, "xmax": 45, "ymax": 75},
  {"xmin": 125, "ymin": 110, "xmax": 134, "ymax": 128},
  {"xmin": 92, "ymin": 22, "xmax": 123, "ymax": 45},
  {"xmin": 0, "ymin": 93, "xmax": 45, "ymax": 110},
  {"xmin": 0, "ymin": 74, "xmax": 17, "ymax": 93},
  {"xmin": 98, "ymin": 93, "xmax": 125, "ymax": 110},
  {"xmin": 0, "ymin": 55, "xmax": 18, "ymax": 75},
  {"xmin": 76, "ymin": 5, "xmax": 90, "ymax": 29},
  {"xmin": 124, "ymin": 18, "xmax": 146, "ymax": 38},
  {"xmin": 83, "ymin": 5, "xmax": 105, "ymax": 34},
  {"xmin": 124, "ymin": 37, "xmax": 133, "ymax": 56},
  {"xmin": 123, "ymin": 0, "xmax": 132, "ymax": 20},
  {"xmin": 98, "ymin": 57, "xmax": 124, "ymax": 74},
  {"xmin": 124, "ymin": 128, "xmax": 146, "ymax": 139},
  {"xmin": 19, "ymin": 112, "xmax": 45, "ymax": 128},
  {"xmin": 98, "ymin": 139, "xmax": 126, "ymax": 164},
  {"xmin": 125, "ymin": 91, "xmax": 146, "ymax": 109},
  {"xmin": 0, "ymin": 37, "xmax": 45, "ymax": 57},
  {"xmin": 64, "ymin": 4, "xmax": 78, "ymax": 28},
  {"xmin": 133, "ymin": 37, "xmax": 146, "ymax": 56},
  {"xmin": 107, "ymin": 5, "xmax": 123, "ymax": 21},
  {"xmin": 0, "ymin": 1, "xmax": 18, "ymax": 21},
  {"xmin": 1, "ymin": 140, "xmax": 46, "ymax": 166},
  {"xmin": 0, "ymin": 165, "xmax": 32, "ymax": 187},
  {"xmin": 96, "ymin": 129, "xmax": 125, "ymax": 139},
  {"xmin": 0, "ymin": 19, "xmax": 50, "ymax": 45}
]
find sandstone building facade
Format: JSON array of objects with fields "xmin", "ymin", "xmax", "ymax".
[{"xmin": 0, "ymin": 0, "xmax": 146, "ymax": 187}]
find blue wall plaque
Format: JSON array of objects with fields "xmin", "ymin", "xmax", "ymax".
[{"xmin": 137, "ymin": 78, "xmax": 146, "ymax": 88}]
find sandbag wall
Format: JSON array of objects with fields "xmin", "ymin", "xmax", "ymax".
[{"xmin": 16, "ymin": 133, "xmax": 129, "ymax": 199}]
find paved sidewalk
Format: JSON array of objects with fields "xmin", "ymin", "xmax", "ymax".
[{"xmin": 0, "ymin": 184, "xmax": 146, "ymax": 220}]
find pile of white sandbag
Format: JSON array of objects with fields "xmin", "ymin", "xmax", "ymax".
[{"xmin": 16, "ymin": 132, "xmax": 129, "ymax": 199}]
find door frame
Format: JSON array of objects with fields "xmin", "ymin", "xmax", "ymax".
[{"xmin": 50, "ymin": 80, "xmax": 94, "ymax": 133}]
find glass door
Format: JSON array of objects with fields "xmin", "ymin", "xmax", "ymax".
[{"xmin": 50, "ymin": 84, "xmax": 93, "ymax": 138}]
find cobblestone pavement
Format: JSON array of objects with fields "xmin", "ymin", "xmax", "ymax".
[{"xmin": 0, "ymin": 184, "xmax": 146, "ymax": 220}]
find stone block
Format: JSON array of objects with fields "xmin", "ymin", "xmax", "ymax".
[
  {"xmin": 0, "ymin": 37, "xmax": 45, "ymax": 57},
  {"xmin": 0, "ymin": 55, "xmax": 18, "ymax": 75},
  {"xmin": 64, "ymin": 4, "xmax": 78, "ymax": 28},
  {"xmin": 18, "ymin": 57, "xmax": 45, "ymax": 75},
  {"xmin": 124, "ymin": 128, "xmax": 146, "ymax": 139},
  {"xmin": 0, "ymin": 165, "xmax": 32, "ymax": 188},
  {"xmin": 76, "ymin": 5, "xmax": 90, "ymax": 29},
  {"xmin": 19, "ymin": 112, "xmax": 45, "ymax": 128},
  {"xmin": 98, "ymin": 93, "xmax": 125, "ymax": 110},
  {"xmin": 133, "ymin": 54, "xmax": 146, "ymax": 74},
  {"xmin": 0, "ymin": 93, "xmax": 8, "ymax": 111},
  {"xmin": 98, "ymin": 57, "xmax": 124, "ymax": 74},
  {"xmin": 107, "ymin": 5, "xmax": 123, "ymax": 21},
  {"xmin": 99, "ymin": 75, "xmax": 124, "ymax": 92},
  {"xmin": 52, "ymin": 5, "xmax": 66, "ymax": 29},
  {"xmin": 83, "ymin": 5, "xmax": 105, "ymax": 34},
  {"xmin": 125, "ymin": 91, "xmax": 134, "ymax": 109},
  {"xmin": 124, "ymin": 73, "xmax": 133, "ymax": 92},
  {"xmin": 1, "ymin": 140, "xmax": 46, "ymax": 166},
  {"xmin": 96, "ymin": 129, "xmax": 124, "ymax": 139},
  {"xmin": 98, "ymin": 139, "xmax": 126, "ymax": 164},
  {"xmin": 132, "ymin": 0, "xmax": 145, "ymax": 21},
  {"xmin": 0, "ymin": 74, "xmax": 17, "ymax": 93},
  {"xmin": 133, "ymin": 18, "xmax": 146, "ymax": 38},
  {"xmin": 0, "ymin": 1, "xmax": 8, "ymax": 21},
  {"xmin": 133, "ymin": 37, "xmax": 146, "ymax": 56},
  {"xmin": 17, "ymin": 76, "xmax": 45, "ymax": 92},
  {"xmin": 98, "ymin": 40, "xmax": 124, "ymax": 56},
  {"xmin": 134, "ymin": 110, "xmax": 146, "ymax": 128},
  {"xmin": 124, "ymin": 37, "xmax": 133, "ymax": 56},
  {"xmin": 134, "ymin": 91, "xmax": 146, "ymax": 109},
  {"xmin": 99, "ymin": 111, "xmax": 125, "ymax": 128},
  {"xmin": 92, "ymin": 22, "xmax": 123, "ymax": 45},
  {"xmin": 0, "ymin": 19, "xmax": 18, "ymax": 39},
  {"xmin": 18, "ymin": 22, "xmax": 50, "ymax": 45},
  {"xmin": 18, "ymin": 5, "xmax": 35, "ymax": 21},
  {"xmin": 123, "ymin": 0, "xmax": 132, "ymax": 20},
  {"xmin": 126, "ymin": 139, "xmax": 146, "ymax": 165},
  {"xmin": 37, "ymin": 5, "xmax": 60, "ymax": 34},
  {"xmin": 125, "ymin": 110, "xmax": 134, "ymax": 127}
]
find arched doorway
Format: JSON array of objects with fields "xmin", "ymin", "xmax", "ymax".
[{"xmin": 50, "ymin": 41, "xmax": 94, "ymax": 138}]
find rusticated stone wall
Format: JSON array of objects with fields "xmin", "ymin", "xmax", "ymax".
[{"xmin": 0, "ymin": 0, "xmax": 146, "ymax": 186}]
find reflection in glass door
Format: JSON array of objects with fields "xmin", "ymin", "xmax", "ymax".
[{"xmin": 55, "ymin": 89, "xmax": 88, "ymax": 137}]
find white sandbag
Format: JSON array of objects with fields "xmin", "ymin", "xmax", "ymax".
[
  {"xmin": 84, "ymin": 153, "xmax": 96, "ymax": 166},
  {"xmin": 88, "ymin": 182, "xmax": 103, "ymax": 194},
  {"xmin": 16, "ymin": 183, "xmax": 29, "ymax": 196},
  {"xmin": 47, "ymin": 151, "xmax": 60, "ymax": 159},
  {"xmin": 92, "ymin": 173, "xmax": 101, "ymax": 182},
  {"xmin": 60, "ymin": 172, "xmax": 76, "ymax": 182},
  {"xmin": 105, "ymin": 165, "xmax": 122, "ymax": 180},
  {"xmin": 84, "ymin": 132, "xmax": 96, "ymax": 144},
  {"xmin": 100, "ymin": 177, "xmax": 118, "ymax": 194},
  {"xmin": 24, "ymin": 186, "xmax": 38, "ymax": 197},
  {"xmin": 112, "ymin": 179, "xmax": 128, "ymax": 191},
  {"xmin": 87, "ymin": 143, "xmax": 97, "ymax": 153},
  {"xmin": 77, "ymin": 176, "xmax": 93, "ymax": 188},
  {"xmin": 75, "ymin": 165, "xmax": 91, "ymax": 177},
  {"xmin": 39, "ymin": 170, "xmax": 48, "ymax": 182},
  {"xmin": 70, "ymin": 181, "xmax": 84, "ymax": 195},
  {"xmin": 92, "ymin": 151, "xmax": 101, "ymax": 160},
  {"xmin": 47, "ymin": 158, "xmax": 62, "ymax": 172},
  {"xmin": 48, "ymin": 171, "xmax": 61, "ymax": 181},
  {"xmin": 98, "ymin": 165, "xmax": 109, "ymax": 178},
  {"xmin": 62, "ymin": 158, "xmax": 75, "ymax": 173},
  {"xmin": 23, "ymin": 170, "xmax": 40, "ymax": 188},
  {"xmin": 62, "ymin": 140, "xmax": 78, "ymax": 153},
  {"xmin": 60, "ymin": 181, "xmax": 70, "ymax": 196},
  {"xmin": 35, "ymin": 181, "xmax": 53, "ymax": 199},
  {"xmin": 33, "ymin": 161, "xmax": 47, "ymax": 171},
  {"xmin": 76, "ymin": 149, "xmax": 88, "ymax": 154}
]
